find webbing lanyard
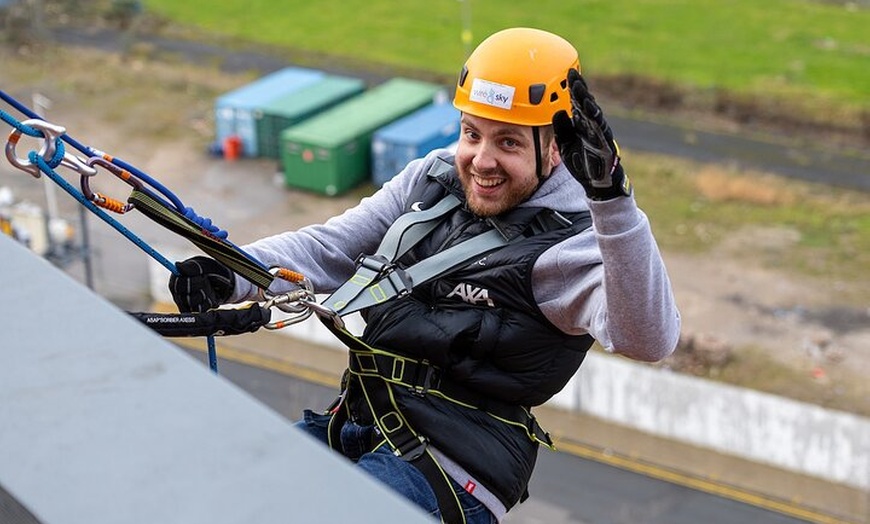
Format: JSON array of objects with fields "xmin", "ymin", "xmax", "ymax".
[
  {"xmin": 129, "ymin": 189, "xmax": 275, "ymax": 290},
  {"xmin": 323, "ymin": 193, "xmax": 511, "ymax": 317}
]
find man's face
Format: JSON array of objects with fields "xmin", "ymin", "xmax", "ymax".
[{"xmin": 455, "ymin": 113, "xmax": 559, "ymax": 217}]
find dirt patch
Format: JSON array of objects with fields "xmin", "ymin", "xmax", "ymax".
[{"xmin": 661, "ymin": 247, "xmax": 870, "ymax": 412}]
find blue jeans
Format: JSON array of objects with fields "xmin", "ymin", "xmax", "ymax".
[{"xmin": 296, "ymin": 409, "xmax": 496, "ymax": 524}]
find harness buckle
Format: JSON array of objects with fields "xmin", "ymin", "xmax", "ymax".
[
  {"xmin": 526, "ymin": 411, "xmax": 554, "ymax": 448},
  {"xmin": 410, "ymin": 359, "xmax": 440, "ymax": 397},
  {"xmin": 385, "ymin": 266, "xmax": 413, "ymax": 298},
  {"xmin": 356, "ymin": 253, "xmax": 393, "ymax": 276},
  {"xmin": 356, "ymin": 253, "xmax": 413, "ymax": 298},
  {"xmin": 394, "ymin": 434, "xmax": 428, "ymax": 462}
]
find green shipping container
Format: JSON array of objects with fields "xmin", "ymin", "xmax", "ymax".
[
  {"xmin": 280, "ymin": 78, "xmax": 445, "ymax": 196},
  {"xmin": 255, "ymin": 75, "xmax": 366, "ymax": 159}
]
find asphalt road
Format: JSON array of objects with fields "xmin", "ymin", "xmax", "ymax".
[{"xmin": 180, "ymin": 348, "xmax": 814, "ymax": 524}]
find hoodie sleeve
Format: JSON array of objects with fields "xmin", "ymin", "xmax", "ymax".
[
  {"xmin": 534, "ymin": 194, "xmax": 681, "ymax": 362},
  {"xmin": 229, "ymin": 155, "xmax": 435, "ymax": 303}
]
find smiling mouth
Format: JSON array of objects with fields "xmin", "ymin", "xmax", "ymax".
[{"xmin": 473, "ymin": 175, "xmax": 505, "ymax": 188}]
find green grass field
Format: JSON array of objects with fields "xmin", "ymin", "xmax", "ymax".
[
  {"xmin": 132, "ymin": 0, "xmax": 870, "ymax": 287},
  {"xmin": 141, "ymin": 0, "xmax": 870, "ymax": 112}
]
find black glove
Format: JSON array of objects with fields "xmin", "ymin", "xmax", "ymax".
[
  {"xmin": 168, "ymin": 256, "xmax": 234, "ymax": 313},
  {"xmin": 552, "ymin": 69, "xmax": 632, "ymax": 201}
]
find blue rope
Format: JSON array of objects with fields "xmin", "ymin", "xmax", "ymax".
[
  {"xmin": 1, "ymin": 90, "xmax": 291, "ymax": 373},
  {"xmin": 1, "ymin": 95, "xmax": 275, "ymax": 276},
  {"xmin": 29, "ymin": 151, "xmax": 178, "ymax": 275},
  {"xmin": 0, "ymin": 91, "xmax": 230, "ymax": 240},
  {"xmin": 0, "ymin": 109, "xmax": 39, "ymax": 136}
]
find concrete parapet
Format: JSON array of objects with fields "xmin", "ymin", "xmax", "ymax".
[{"xmin": 552, "ymin": 351, "xmax": 870, "ymax": 491}]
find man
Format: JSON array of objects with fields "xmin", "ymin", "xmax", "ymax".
[{"xmin": 170, "ymin": 27, "xmax": 680, "ymax": 524}]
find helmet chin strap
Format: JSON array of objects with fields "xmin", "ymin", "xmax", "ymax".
[{"xmin": 533, "ymin": 126, "xmax": 545, "ymax": 187}]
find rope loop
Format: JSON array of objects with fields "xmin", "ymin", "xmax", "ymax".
[
  {"xmin": 28, "ymin": 140, "xmax": 65, "ymax": 170},
  {"xmin": 182, "ymin": 206, "xmax": 229, "ymax": 239}
]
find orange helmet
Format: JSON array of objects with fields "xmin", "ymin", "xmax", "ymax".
[{"xmin": 453, "ymin": 27, "xmax": 580, "ymax": 126}]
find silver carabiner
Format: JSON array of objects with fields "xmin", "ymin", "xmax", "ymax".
[
  {"xmin": 300, "ymin": 297, "xmax": 345, "ymax": 331},
  {"xmin": 258, "ymin": 273, "xmax": 316, "ymax": 314},
  {"xmin": 261, "ymin": 288, "xmax": 311, "ymax": 311},
  {"xmin": 257, "ymin": 286, "xmax": 344, "ymax": 331},
  {"xmin": 260, "ymin": 289, "xmax": 314, "ymax": 330},
  {"xmin": 5, "ymin": 119, "xmax": 96, "ymax": 178},
  {"xmin": 262, "ymin": 308, "xmax": 313, "ymax": 330}
]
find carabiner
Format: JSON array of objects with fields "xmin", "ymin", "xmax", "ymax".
[
  {"xmin": 262, "ymin": 309, "xmax": 313, "ymax": 330},
  {"xmin": 5, "ymin": 119, "xmax": 96, "ymax": 178},
  {"xmin": 257, "ymin": 268, "xmax": 315, "ymax": 314},
  {"xmin": 261, "ymin": 288, "xmax": 315, "ymax": 330},
  {"xmin": 261, "ymin": 288, "xmax": 311, "ymax": 310},
  {"xmin": 81, "ymin": 156, "xmax": 142, "ymax": 214},
  {"xmin": 5, "ymin": 118, "xmax": 60, "ymax": 178}
]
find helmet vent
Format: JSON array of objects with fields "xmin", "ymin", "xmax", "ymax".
[
  {"xmin": 458, "ymin": 66, "xmax": 469, "ymax": 88},
  {"xmin": 529, "ymin": 83, "xmax": 546, "ymax": 105},
  {"xmin": 550, "ymin": 92, "xmax": 559, "ymax": 103}
]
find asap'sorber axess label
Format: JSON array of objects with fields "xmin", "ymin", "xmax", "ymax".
[{"xmin": 145, "ymin": 315, "xmax": 197, "ymax": 324}]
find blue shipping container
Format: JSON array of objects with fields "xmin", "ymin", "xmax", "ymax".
[
  {"xmin": 214, "ymin": 67, "xmax": 324, "ymax": 157},
  {"xmin": 371, "ymin": 103, "xmax": 460, "ymax": 187}
]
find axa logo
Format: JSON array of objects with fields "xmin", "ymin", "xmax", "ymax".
[{"xmin": 446, "ymin": 282, "xmax": 495, "ymax": 307}]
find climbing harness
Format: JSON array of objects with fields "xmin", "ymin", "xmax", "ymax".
[
  {"xmin": 312, "ymin": 159, "xmax": 582, "ymax": 523},
  {"xmin": 0, "ymin": 89, "xmax": 318, "ymax": 372}
]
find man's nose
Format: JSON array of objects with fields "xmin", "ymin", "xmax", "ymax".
[{"xmin": 472, "ymin": 141, "xmax": 498, "ymax": 171}]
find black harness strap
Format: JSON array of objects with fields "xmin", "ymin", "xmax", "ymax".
[
  {"xmin": 324, "ymin": 324, "xmax": 554, "ymax": 524},
  {"xmin": 323, "ymin": 333, "xmax": 467, "ymax": 524},
  {"xmin": 356, "ymin": 371, "xmax": 466, "ymax": 524},
  {"xmin": 347, "ymin": 348, "xmax": 552, "ymax": 445}
]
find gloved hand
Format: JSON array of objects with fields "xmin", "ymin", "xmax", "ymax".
[
  {"xmin": 552, "ymin": 69, "xmax": 632, "ymax": 201},
  {"xmin": 168, "ymin": 256, "xmax": 234, "ymax": 313}
]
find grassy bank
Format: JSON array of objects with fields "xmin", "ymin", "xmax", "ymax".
[{"xmin": 139, "ymin": 0, "xmax": 870, "ymax": 124}]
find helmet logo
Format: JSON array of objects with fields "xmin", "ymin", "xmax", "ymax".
[{"xmin": 469, "ymin": 78, "xmax": 515, "ymax": 110}]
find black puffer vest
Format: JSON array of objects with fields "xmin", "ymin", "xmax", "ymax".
[{"xmin": 358, "ymin": 158, "xmax": 594, "ymax": 509}]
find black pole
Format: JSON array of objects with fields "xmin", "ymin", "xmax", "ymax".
[{"xmin": 79, "ymin": 205, "xmax": 94, "ymax": 290}]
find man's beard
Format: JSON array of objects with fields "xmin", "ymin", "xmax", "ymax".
[{"xmin": 458, "ymin": 166, "xmax": 540, "ymax": 217}]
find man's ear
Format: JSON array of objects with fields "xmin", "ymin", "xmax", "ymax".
[{"xmin": 549, "ymin": 137, "xmax": 562, "ymax": 169}]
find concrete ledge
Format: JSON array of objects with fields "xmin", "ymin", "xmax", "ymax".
[{"xmin": 0, "ymin": 235, "xmax": 432, "ymax": 524}]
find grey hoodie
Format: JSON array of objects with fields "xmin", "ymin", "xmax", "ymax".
[{"xmin": 232, "ymin": 149, "xmax": 680, "ymax": 362}]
